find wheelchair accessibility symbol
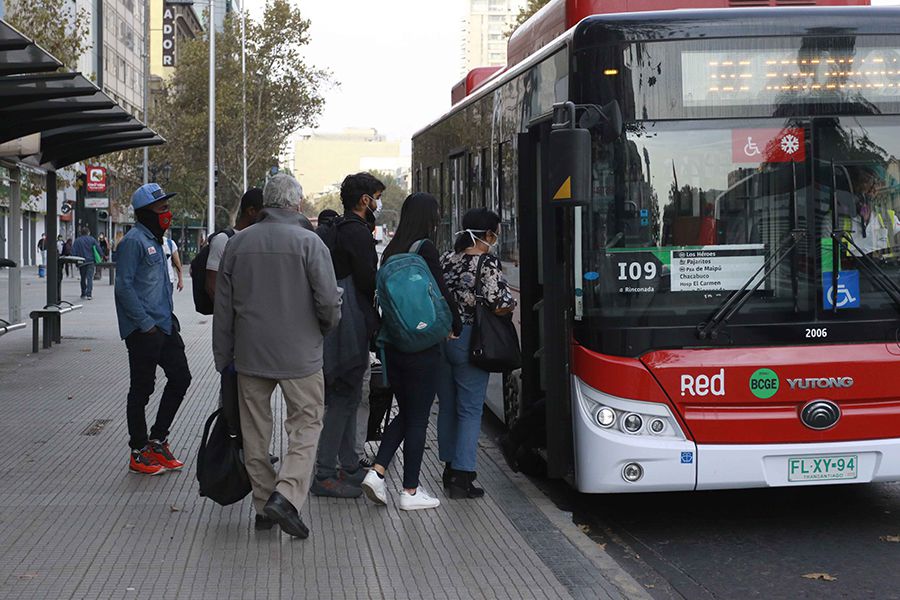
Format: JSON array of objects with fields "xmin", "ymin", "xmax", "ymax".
[
  {"xmin": 822, "ymin": 270, "xmax": 860, "ymax": 309},
  {"xmin": 743, "ymin": 137, "xmax": 761, "ymax": 157}
]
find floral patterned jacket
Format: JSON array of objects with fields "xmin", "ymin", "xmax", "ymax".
[{"xmin": 440, "ymin": 251, "xmax": 517, "ymax": 326}]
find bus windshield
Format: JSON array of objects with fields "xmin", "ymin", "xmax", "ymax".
[{"xmin": 578, "ymin": 116, "xmax": 900, "ymax": 349}]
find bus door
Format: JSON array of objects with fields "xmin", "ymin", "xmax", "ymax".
[
  {"xmin": 450, "ymin": 153, "xmax": 467, "ymax": 235},
  {"xmin": 518, "ymin": 120, "xmax": 576, "ymax": 481}
]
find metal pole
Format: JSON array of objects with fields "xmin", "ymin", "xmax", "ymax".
[
  {"xmin": 46, "ymin": 171, "xmax": 59, "ymax": 307},
  {"xmin": 240, "ymin": 3, "xmax": 247, "ymax": 193},
  {"xmin": 207, "ymin": 0, "xmax": 216, "ymax": 237},
  {"xmin": 8, "ymin": 166, "xmax": 21, "ymax": 323},
  {"xmin": 142, "ymin": 0, "xmax": 150, "ymax": 184}
]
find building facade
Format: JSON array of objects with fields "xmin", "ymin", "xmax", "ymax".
[
  {"xmin": 291, "ymin": 129, "xmax": 406, "ymax": 199},
  {"xmin": 462, "ymin": 0, "xmax": 526, "ymax": 73}
]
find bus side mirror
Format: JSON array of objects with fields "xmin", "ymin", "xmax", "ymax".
[
  {"xmin": 579, "ymin": 100, "xmax": 623, "ymax": 143},
  {"xmin": 549, "ymin": 113, "xmax": 591, "ymax": 207}
]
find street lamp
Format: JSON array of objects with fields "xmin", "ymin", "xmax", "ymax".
[{"xmin": 148, "ymin": 162, "xmax": 172, "ymax": 184}]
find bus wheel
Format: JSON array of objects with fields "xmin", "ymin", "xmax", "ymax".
[{"xmin": 503, "ymin": 370, "xmax": 522, "ymax": 427}]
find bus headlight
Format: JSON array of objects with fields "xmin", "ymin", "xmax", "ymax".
[
  {"xmin": 621, "ymin": 413, "xmax": 643, "ymax": 434},
  {"xmin": 575, "ymin": 377, "xmax": 687, "ymax": 441},
  {"xmin": 596, "ymin": 407, "xmax": 616, "ymax": 428},
  {"xmin": 622, "ymin": 462, "xmax": 644, "ymax": 482}
]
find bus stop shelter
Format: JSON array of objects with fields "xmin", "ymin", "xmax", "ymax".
[{"xmin": 0, "ymin": 19, "xmax": 164, "ymax": 333}]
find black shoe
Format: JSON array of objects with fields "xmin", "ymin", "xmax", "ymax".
[
  {"xmin": 442, "ymin": 462, "xmax": 453, "ymax": 489},
  {"xmin": 359, "ymin": 457, "xmax": 373, "ymax": 470},
  {"xmin": 263, "ymin": 491, "xmax": 309, "ymax": 538},
  {"xmin": 448, "ymin": 470, "xmax": 485, "ymax": 499},
  {"xmin": 254, "ymin": 514, "xmax": 275, "ymax": 530},
  {"xmin": 269, "ymin": 454, "xmax": 279, "ymax": 465}
]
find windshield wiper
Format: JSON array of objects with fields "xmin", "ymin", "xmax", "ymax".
[
  {"xmin": 828, "ymin": 161, "xmax": 900, "ymax": 313},
  {"xmin": 698, "ymin": 161, "xmax": 806, "ymax": 341}
]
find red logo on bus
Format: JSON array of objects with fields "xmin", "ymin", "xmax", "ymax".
[{"xmin": 732, "ymin": 128, "xmax": 805, "ymax": 163}]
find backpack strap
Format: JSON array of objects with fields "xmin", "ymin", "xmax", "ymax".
[{"xmin": 409, "ymin": 239, "xmax": 427, "ymax": 254}]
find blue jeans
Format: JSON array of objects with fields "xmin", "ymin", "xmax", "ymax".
[
  {"xmin": 79, "ymin": 263, "xmax": 95, "ymax": 298},
  {"xmin": 436, "ymin": 325, "xmax": 490, "ymax": 472}
]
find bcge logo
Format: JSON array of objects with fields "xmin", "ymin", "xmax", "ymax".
[{"xmin": 680, "ymin": 369, "xmax": 725, "ymax": 397}]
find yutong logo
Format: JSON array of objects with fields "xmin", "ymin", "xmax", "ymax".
[{"xmin": 787, "ymin": 377, "xmax": 854, "ymax": 390}]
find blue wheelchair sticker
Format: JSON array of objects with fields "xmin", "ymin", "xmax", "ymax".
[
  {"xmin": 640, "ymin": 209, "xmax": 649, "ymax": 218},
  {"xmin": 822, "ymin": 270, "xmax": 860, "ymax": 309},
  {"xmin": 681, "ymin": 452, "xmax": 694, "ymax": 464},
  {"xmin": 584, "ymin": 271, "xmax": 600, "ymax": 281}
]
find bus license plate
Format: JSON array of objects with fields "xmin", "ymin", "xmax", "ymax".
[{"xmin": 787, "ymin": 455, "xmax": 858, "ymax": 482}]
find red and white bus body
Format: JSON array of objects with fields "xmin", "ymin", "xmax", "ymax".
[{"xmin": 412, "ymin": 3, "xmax": 900, "ymax": 493}]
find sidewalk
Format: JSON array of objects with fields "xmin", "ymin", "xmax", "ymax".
[{"xmin": 0, "ymin": 270, "xmax": 648, "ymax": 600}]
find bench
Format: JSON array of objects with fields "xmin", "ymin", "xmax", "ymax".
[
  {"xmin": 0, "ymin": 318, "xmax": 26, "ymax": 337},
  {"xmin": 29, "ymin": 301, "xmax": 83, "ymax": 353}
]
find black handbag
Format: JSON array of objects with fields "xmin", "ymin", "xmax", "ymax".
[
  {"xmin": 469, "ymin": 254, "xmax": 521, "ymax": 373},
  {"xmin": 196, "ymin": 408, "xmax": 252, "ymax": 506}
]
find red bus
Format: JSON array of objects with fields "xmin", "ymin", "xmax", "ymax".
[{"xmin": 411, "ymin": 1, "xmax": 900, "ymax": 492}]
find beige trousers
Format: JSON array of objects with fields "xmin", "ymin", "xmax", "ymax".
[{"xmin": 237, "ymin": 370, "xmax": 325, "ymax": 514}]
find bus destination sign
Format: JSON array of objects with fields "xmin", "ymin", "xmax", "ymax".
[{"xmin": 671, "ymin": 245, "xmax": 765, "ymax": 292}]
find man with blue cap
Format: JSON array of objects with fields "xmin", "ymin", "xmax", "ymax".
[{"xmin": 114, "ymin": 183, "xmax": 192, "ymax": 475}]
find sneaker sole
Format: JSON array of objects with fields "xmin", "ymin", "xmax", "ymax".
[
  {"xmin": 361, "ymin": 481, "xmax": 387, "ymax": 506},
  {"xmin": 129, "ymin": 466, "xmax": 167, "ymax": 476},
  {"xmin": 399, "ymin": 501, "xmax": 440, "ymax": 511}
]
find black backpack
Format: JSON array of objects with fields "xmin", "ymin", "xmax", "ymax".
[
  {"xmin": 190, "ymin": 229, "xmax": 235, "ymax": 314},
  {"xmin": 196, "ymin": 408, "xmax": 251, "ymax": 506}
]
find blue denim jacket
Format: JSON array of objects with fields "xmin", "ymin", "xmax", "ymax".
[{"xmin": 114, "ymin": 224, "xmax": 173, "ymax": 339}]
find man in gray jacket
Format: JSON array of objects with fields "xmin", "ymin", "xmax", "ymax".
[{"xmin": 213, "ymin": 174, "xmax": 341, "ymax": 538}]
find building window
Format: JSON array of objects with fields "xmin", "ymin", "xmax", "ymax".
[{"xmin": 123, "ymin": 0, "xmax": 134, "ymax": 13}]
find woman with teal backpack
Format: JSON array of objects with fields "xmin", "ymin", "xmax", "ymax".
[{"xmin": 361, "ymin": 193, "xmax": 461, "ymax": 511}]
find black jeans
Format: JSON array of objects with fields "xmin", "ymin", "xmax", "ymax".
[
  {"xmin": 125, "ymin": 328, "xmax": 192, "ymax": 450},
  {"xmin": 79, "ymin": 264, "xmax": 95, "ymax": 298},
  {"xmin": 375, "ymin": 345, "xmax": 441, "ymax": 489}
]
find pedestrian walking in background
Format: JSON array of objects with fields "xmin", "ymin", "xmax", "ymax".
[
  {"xmin": 437, "ymin": 208, "xmax": 516, "ymax": 499},
  {"xmin": 313, "ymin": 173, "xmax": 383, "ymax": 498},
  {"xmin": 95, "ymin": 233, "xmax": 110, "ymax": 280},
  {"xmin": 162, "ymin": 234, "xmax": 183, "ymax": 294},
  {"xmin": 114, "ymin": 183, "xmax": 192, "ymax": 476},
  {"xmin": 315, "ymin": 208, "xmax": 339, "ymax": 240},
  {"xmin": 111, "ymin": 231, "xmax": 124, "ymax": 263},
  {"xmin": 361, "ymin": 192, "xmax": 462, "ymax": 511},
  {"xmin": 63, "ymin": 238, "xmax": 73, "ymax": 277},
  {"xmin": 37, "ymin": 233, "xmax": 47, "ymax": 277},
  {"xmin": 213, "ymin": 174, "xmax": 341, "ymax": 538},
  {"xmin": 72, "ymin": 227, "xmax": 102, "ymax": 299}
]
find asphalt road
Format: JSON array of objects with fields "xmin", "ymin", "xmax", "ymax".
[
  {"xmin": 480, "ymin": 414, "xmax": 900, "ymax": 600},
  {"xmin": 537, "ymin": 472, "xmax": 900, "ymax": 599}
]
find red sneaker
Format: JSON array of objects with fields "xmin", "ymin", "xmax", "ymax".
[
  {"xmin": 129, "ymin": 448, "xmax": 166, "ymax": 475},
  {"xmin": 148, "ymin": 440, "xmax": 184, "ymax": 471}
]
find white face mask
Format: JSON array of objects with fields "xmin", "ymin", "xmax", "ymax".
[
  {"xmin": 458, "ymin": 229, "xmax": 497, "ymax": 250},
  {"xmin": 367, "ymin": 196, "xmax": 383, "ymax": 220}
]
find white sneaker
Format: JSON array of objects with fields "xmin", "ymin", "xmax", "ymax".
[
  {"xmin": 361, "ymin": 470, "xmax": 387, "ymax": 506},
  {"xmin": 398, "ymin": 487, "xmax": 440, "ymax": 511}
]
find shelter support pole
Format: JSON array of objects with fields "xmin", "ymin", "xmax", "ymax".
[
  {"xmin": 46, "ymin": 170, "xmax": 59, "ymax": 307},
  {"xmin": 8, "ymin": 165, "xmax": 21, "ymax": 324}
]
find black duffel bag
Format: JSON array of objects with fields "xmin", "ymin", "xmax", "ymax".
[
  {"xmin": 197, "ymin": 408, "xmax": 251, "ymax": 506},
  {"xmin": 469, "ymin": 254, "xmax": 521, "ymax": 373}
]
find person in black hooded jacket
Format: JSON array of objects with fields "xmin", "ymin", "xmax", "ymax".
[{"xmin": 312, "ymin": 173, "xmax": 383, "ymax": 497}]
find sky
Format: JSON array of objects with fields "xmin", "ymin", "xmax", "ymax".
[{"xmin": 245, "ymin": 0, "xmax": 469, "ymax": 149}]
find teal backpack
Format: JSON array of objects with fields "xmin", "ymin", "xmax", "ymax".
[{"xmin": 376, "ymin": 240, "xmax": 452, "ymax": 354}]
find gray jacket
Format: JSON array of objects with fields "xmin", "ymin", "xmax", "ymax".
[{"xmin": 213, "ymin": 208, "xmax": 342, "ymax": 379}]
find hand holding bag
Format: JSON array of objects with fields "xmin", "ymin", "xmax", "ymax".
[{"xmin": 469, "ymin": 254, "xmax": 521, "ymax": 373}]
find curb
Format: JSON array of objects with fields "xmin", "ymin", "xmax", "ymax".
[{"xmin": 483, "ymin": 443, "xmax": 654, "ymax": 600}]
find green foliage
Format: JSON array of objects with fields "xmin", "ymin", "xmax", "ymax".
[
  {"xmin": 149, "ymin": 0, "xmax": 329, "ymax": 228},
  {"xmin": 507, "ymin": 0, "xmax": 552, "ymax": 37},
  {"xmin": 5, "ymin": 0, "xmax": 91, "ymax": 71}
]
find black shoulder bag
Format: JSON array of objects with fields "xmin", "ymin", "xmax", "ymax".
[
  {"xmin": 469, "ymin": 254, "xmax": 521, "ymax": 373},
  {"xmin": 196, "ymin": 408, "xmax": 251, "ymax": 506}
]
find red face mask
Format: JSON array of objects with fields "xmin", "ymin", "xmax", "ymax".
[{"xmin": 158, "ymin": 211, "xmax": 173, "ymax": 231}]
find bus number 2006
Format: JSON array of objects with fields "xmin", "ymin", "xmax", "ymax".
[
  {"xmin": 805, "ymin": 328, "xmax": 828, "ymax": 338},
  {"xmin": 617, "ymin": 262, "xmax": 657, "ymax": 281}
]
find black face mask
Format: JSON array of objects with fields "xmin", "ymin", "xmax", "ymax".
[
  {"xmin": 136, "ymin": 208, "xmax": 166, "ymax": 241},
  {"xmin": 365, "ymin": 209, "xmax": 376, "ymax": 232}
]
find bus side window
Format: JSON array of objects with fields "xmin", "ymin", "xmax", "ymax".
[{"xmin": 499, "ymin": 140, "xmax": 518, "ymax": 263}]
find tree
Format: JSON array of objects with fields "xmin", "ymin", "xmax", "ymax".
[
  {"xmin": 507, "ymin": 0, "xmax": 552, "ymax": 37},
  {"xmin": 5, "ymin": 0, "xmax": 90, "ymax": 71},
  {"xmin": 152, "ymin": 0, "xmax": 329, "ymax": 228}
]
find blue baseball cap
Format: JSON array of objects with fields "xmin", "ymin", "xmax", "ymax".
[{"xmin": 131, "ymin": 183, "xmax": 177, "ymax": 210}]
